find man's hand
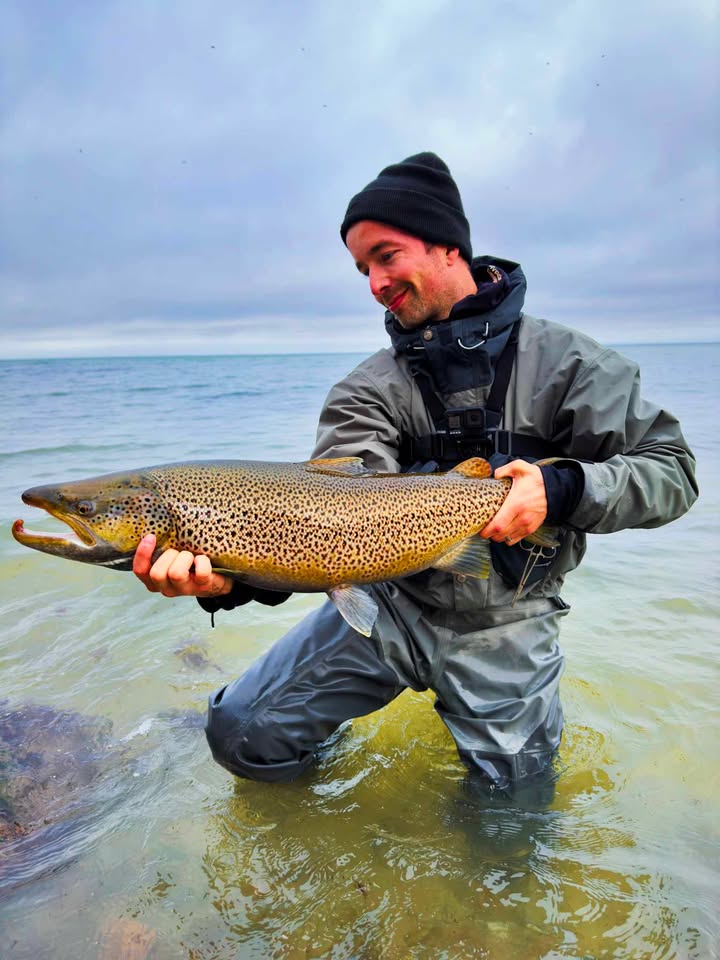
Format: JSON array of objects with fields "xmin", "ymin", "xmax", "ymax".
[
  {"xmin": 480, "ymin": 460, "xmax": 548, "ymax": 546},
  {"xmin": 132, "ymin": 534, "xmax": 233, "ymax": 599}
]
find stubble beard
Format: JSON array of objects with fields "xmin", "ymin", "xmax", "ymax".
[{"xmin": 393, "ymin": 286, "xmax": 437, "ymax": 330}]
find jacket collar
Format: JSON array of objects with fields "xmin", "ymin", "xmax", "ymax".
[{"xmin": 385, "ymin": 257, "xmax": 526, "ymax": 392}]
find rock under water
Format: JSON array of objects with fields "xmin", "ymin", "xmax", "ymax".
[{"xmin": 0, "ymin": 700, "xmax": 114, "ymax": 890}]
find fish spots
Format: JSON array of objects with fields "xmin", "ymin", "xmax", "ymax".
[{"xmin": 138, "ymin": 461, "xmax": 511, "ymax": 590}]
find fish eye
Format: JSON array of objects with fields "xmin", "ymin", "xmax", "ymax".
[{"xmin": 76, "ymin": 500, "xmax": 96, "ymax": 516}]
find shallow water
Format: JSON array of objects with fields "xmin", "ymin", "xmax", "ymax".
[{"xmin": 0, "ymin": 345, "xmax": 717, "ymax": 959}]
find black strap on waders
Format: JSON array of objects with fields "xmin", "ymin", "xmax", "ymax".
[{"xmin": 401, "ymin": 320, "xmax": 556, "ymax": 467}]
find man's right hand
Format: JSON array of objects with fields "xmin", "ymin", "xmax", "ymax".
[{"xmin": 132, "ymin": 534, "xmax": 234, "ymax": 599}]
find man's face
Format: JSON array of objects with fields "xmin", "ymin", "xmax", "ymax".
[{"xmin": 345, "ymin": 221, "xmax": 459, "ymax": 329}]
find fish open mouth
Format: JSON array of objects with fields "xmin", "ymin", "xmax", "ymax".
[
  {"xmin": 12, "ymin": 518, "xmax": 95, "ymax": 549},
  {"xmin": 12, "ymin": 508, "xmax": 136, "ymax": 569},
  {"xmin": 12, "ymin": 501, "xmax": 96, "ymax": 551}
]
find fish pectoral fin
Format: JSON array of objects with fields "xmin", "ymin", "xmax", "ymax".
[
  {"xmin": 305, "ymin": 457, "xmax": 369, "ymax": 477},
  {"xmin": 327, "ymin": 584, "xmax": 378, "ymax": 637},
  {"xmin": 431, "ymin": 536, "xmax": 492, "ymax": 579},
  {"xmin": 523, "ymin": 523, "xmax": 561, "ymax": 548},
  {"xmin": 448, "ymin": 458, "xmax": 493, "ymax": 479}
]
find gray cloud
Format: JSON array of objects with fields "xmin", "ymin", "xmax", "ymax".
[{"xmin": 1, "ymin": 0, "xmax": 717, "ymax": 356}]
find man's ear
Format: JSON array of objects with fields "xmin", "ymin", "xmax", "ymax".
[{"xmin": 445, "ymin": 246, "xmax": 461, "ymax": 265}]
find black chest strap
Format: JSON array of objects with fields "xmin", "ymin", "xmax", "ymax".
[
  {"xmin": 402, "ymin": 320, "xmax": 559, "ymax": 466},
  {"xmin": 487, "ymin": 318, "xmax": 520, "ymax": 416}
]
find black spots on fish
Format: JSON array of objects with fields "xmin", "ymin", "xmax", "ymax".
[
  {"xmin": 140, "ymin": 462, "xmax": 510, "ymax": 587},
  {"xmin": 177, "ymin": 525, "xmax": 214, "ymax": 555},
  {"xmin": 87, "ymin": 488, "xmax": 173, "ymax": 545}
]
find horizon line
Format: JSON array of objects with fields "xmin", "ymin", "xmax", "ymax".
[{"xmin": 1, "ymin": 339, "xmax": 719, "ymax": 362}]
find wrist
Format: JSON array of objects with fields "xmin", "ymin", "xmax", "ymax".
[{"xmin": 539, "ymin": 462, "xmax": 585, "ymax": 522}]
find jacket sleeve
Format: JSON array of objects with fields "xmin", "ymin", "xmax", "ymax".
[
  {"xmin": 312, "ymin": 366, "xmax": 404, "ymax": 472},
  {"xmin": 556, "ymin": 347, "xmax": 698, "ymax": 533}
]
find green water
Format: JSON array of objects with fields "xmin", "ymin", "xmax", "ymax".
[{"xmin": 1, "ymin": 515, "xmax": 716, "ymax": 959}]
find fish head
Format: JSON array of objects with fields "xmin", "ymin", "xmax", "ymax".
[{"xmin": 12, "ymin": 469, "xmax": 173, "ymax": 569}]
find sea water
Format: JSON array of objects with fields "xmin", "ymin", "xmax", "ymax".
[{"xmin": 0, "ymin": 345, "xmax": 718, "ymax": 959}]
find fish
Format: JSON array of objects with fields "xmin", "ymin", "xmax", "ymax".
[{"xmin": 12, "ymin": 456, "xmax": 554, "ymax": 636}]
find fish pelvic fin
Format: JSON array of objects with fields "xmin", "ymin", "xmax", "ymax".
[
  {"xmin": 305, "ymin": 457, "xmax": 369, "ymax": 477},
  {"xmin": 327, "ymin": 584, "xmax": 378, "ymax": 637},
  {"xmin": 431, "ymin": 535, "xmax": 492, "ymax": 579},
  {"xmin": 448, "ymin": 457, "xmax": 493, "ymax": 479}
]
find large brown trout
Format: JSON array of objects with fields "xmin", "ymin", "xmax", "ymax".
[{"xmin": 12, "ymin": 456, "xmax": 544, "ymax": 635}]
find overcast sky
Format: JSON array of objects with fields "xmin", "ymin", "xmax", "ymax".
[{"xmin": 1, "ymin": 0, "xmax": 718, "ymax": 358}]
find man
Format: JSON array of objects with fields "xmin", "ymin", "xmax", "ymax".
[{"xmin": 133, "ymin": 153, "xmax": 697, "ymax": 792}]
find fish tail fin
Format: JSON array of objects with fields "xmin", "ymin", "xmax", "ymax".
[{"xmin": 431, "ymin": 535, "xmax": 492, "ymax": 579}]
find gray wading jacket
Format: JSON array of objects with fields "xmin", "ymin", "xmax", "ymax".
[{"xmin": 311, "ymin": 265, "xmax": 698, "ymax": 614}]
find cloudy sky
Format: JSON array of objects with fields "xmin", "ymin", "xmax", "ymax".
[{"xmin": 1, "ymin": 0, "xmax": 717, "ymax": 358}]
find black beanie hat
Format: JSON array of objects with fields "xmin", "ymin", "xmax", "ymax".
[{"xmin": 340, "ymin": 151, "xmax": 472, "ymax": 263}]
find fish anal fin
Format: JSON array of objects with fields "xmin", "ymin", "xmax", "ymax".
[
  {"xmin": 327, "ymin": 584, "xmax": 378, "ymax": 636},
  {"xmin": 524, "ymin": 524, "xmax": 561, "ymax": 548},
  {"xmin": 432, "ymin": 536, "xmax": 491, "ymax": 579},
  {"xmin": 306, "ymin": 457, "xmax": 369, "ymax": 477},
  {"xmin": 448, "ymin": 457, "xmax": 493, "ymax": 479}
]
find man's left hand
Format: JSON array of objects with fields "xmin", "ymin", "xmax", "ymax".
[{"xmin": 480, "ymin": 460, "xmax": 547, "ymax": 546}]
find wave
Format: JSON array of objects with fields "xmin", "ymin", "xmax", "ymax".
[
  {"xmin": 0, "ymin": 442, "xmax": 161, "ymax": 460},
  {"xmin": 204, "ymin": 389, "xmax": 265, "ymax": 400},
  {"xmin": 124, "ymin": 384, "xmax": 220, "ymax": 394}
]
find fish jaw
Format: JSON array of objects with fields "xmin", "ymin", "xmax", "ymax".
[
  {"xmin": 11, "ymin": 516, "xmax": 135, "ymax": 568},
  {"xmin": 12, "ymin": 517, "xmax": 133, "ymax": 570}
]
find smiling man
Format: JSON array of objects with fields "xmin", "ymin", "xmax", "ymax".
[
  {"xmin": 348, "ymin": 221, "xmax": 477, "ymax": 328},
  {"xmin": 134, "ymin": 152, "xmax": 697, "ymax": 796}
]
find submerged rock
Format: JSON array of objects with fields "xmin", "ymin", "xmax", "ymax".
[
  {"xmin": 173, "ymin": 640, "xmax": 221, "ymax": 672},
  {"xmin": 0, "ymin": 700, "xmax": 206, "ymax": 893},
  {"xmin": 0, "ymin": 700, "xmax": 114, "ymax": 890},
  {"xmin": 97, "ymin": 917, "xmax": 156, "ymax": 960}
]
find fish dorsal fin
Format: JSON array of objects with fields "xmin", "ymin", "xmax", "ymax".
[
  {"xmin": 305, "ymin": 457, "xmax": 369, "ymax": 477},
  {"xmin": 327, "ymin": 584, "xmax": 378, "ymax": 636},
  {"xmin": 448, "ymin": 457, "xmax": 493, "ymax": 479},
  {"xmin": 431, "ymin": 535, "xmax": 492, "ymax": 579}
]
